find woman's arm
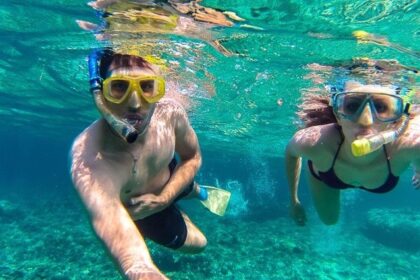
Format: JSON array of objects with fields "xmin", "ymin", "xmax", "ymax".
[
  {"xmin": 413, "ymin": 159, "xmax": 420, "ymax": 189},
  {"xmin": 284, "ymin": 125, "xmax": 329, "ymax": 225},
  {"xmin": 285, "ymin": 130, "xmax": 310, "ymax": 226},
  {"xmin": 285, "ymin": 143, "xmax": 302, "ymax": 206},
  {"xmin": 398, "ymin": 113, "xmax": 420, "ymax": 189},
  {"xmin": 410, "ymin": 115, "xmax": 420, "ymax": 189}
]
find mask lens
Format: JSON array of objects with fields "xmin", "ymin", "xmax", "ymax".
[
  {"xmin": 139, "ymin": 77, "xmax": 165, "ymax": 103},
  {"xmin": 109, "ymin": 79, "xmax": 130, "ymax": 100},
  {"xmin": 139, "ymin": 80, "xmax": 156, "ymax": 98},
  {"xmin": 342, "ymin": 94, "xmax": 365, "ymax": 115},
  {"xmin": 334, "ymin": 93, "xmax": 367, "ymax": 118},
  {"xmin": 371, "ymin": 94, "xmax": 402, "ymax": 121}
]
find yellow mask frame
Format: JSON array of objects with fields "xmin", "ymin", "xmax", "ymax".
[{"xmin": 102, "ymin": 75, "xmax": 165, "ymax": 104}]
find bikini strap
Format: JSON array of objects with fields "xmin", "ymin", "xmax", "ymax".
[{"xmin": 382, "ymin": 145, "xmax": 393, "ymax": 173}]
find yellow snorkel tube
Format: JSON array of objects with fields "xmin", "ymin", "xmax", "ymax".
[{"xmin": 351, "ymin": 114, "xmax": 410, "ymax": 157}]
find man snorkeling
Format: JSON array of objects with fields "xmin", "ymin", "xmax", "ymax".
[
  {"xmin": 70, "ymin": 49, "xmax": 229, "ymax": 279},
  {"xmin": 285, "ymin": 59, "xmax": 420, "ymax": 225}
]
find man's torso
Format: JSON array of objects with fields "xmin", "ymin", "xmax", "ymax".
[{"xmin": 76, "ymin": 100, "xmax": 183, "ymax": 206}]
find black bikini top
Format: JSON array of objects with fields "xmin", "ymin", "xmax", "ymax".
[{"xmin": 308, "ymin": 132, "xmax": 399, "ymax": 193}]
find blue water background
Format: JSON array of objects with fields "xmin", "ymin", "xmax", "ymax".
[{"xmin": 0, "ymin": 0, "xmax": 419, "ymax": 279}]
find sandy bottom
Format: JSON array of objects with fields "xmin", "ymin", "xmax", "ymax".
[{"xmin": 1, "ymin": 190, "xmax": 419, "ymax": 280}]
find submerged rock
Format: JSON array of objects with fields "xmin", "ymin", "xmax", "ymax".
[
  {"xmin": 0, "ymin": 199, "xmax": 24, "ymax": 222},
  {"xmin": 361, "ymin": 208, "xmax": 420, "ymax": 252}
]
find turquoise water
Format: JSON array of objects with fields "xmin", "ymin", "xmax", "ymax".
[{"xmin": 0, "ymin": 0, "xmax": 419, "ymax": 279}]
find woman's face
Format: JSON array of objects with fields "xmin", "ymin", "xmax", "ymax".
[{"xmin": 336, "ymin": 83, "xmax": 396, "ymax": 142}]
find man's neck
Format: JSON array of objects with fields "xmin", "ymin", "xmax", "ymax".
[{"xmin": 101, "ymin": 119, "xmax": 146, "ymax": 152}]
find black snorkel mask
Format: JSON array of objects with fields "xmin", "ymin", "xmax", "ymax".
[{"xmin": 88, "ymin": 49, "xmax": 139, "ymax": 143}]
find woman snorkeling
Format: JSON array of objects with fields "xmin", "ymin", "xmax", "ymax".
[{"xmin": 285, "ymin": 59, "xmax": 419, "ymax": 225}]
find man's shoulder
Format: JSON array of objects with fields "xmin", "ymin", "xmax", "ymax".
[
  {"xmin": 157, "ymin": 98, "xmax": 186, "ymax": 110},
  {"xmin": 71, "ymin": 121, "xmax": 103, "ymax": 158},
  {"xmin": 155, "ymin": 98, "xmax": 188, "ymax": 120}
]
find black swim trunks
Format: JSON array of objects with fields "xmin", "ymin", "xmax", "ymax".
[{"xmin": 134, "ymin": 158, "xmax": 194, "ymax": 249}]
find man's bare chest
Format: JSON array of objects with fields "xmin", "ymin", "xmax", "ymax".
[{"xmin": 119, "ymin": 137, "xmax": 175, "ymax": 197}]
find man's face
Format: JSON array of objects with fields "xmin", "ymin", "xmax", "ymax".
[{"xmin": 104, "ymin": 66, "xmax": 161, "ymax": 133}]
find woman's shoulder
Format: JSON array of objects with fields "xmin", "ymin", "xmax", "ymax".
[
  {"xmin": 292, "ymin": 123, "xmax": 340, "ymax": 146},
  {"xmin": 396, "ymin": 113, "xmax": 420, "ymax": 150},
  {"xmin": 288, "ymin": 123, "xmax": 341, "ymax": 157}
]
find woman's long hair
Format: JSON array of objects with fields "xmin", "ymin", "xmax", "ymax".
[{"xmin": 297, "ymin": 92, "xmax": 337, "ymax": 128}]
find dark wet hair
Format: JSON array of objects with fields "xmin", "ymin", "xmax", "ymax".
[
  {"xmin": 297, "ymin": 93, "xmax": 337, "ymax": 128},
  {"xmin": 99, "ymin": 49, "xmax": 154, "ymax": 78}
]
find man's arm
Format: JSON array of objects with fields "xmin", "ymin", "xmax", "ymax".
[
  {"xmin": 160, "ymin": 108, "xmax": 201, "ymax": 203},
  {"xmin": 128, "ymin": 105, "xmax": 201, "ymax": 219},
  {"xmin": 70, "ymin": 137, "xmax": 165, "ymax": 279}
]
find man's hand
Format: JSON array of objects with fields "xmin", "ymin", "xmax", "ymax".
[
  {"xmin": 128, "ymin": 194, "xmax": 168, "ymax": 219},
  {"xmin": 125, "ymin": 264, "xmax": 169, "ymax": 280},
  {"xmin": 290, "ymin": 201, "xmax": 307, "ymax": 226},
  {"xmin": 125, "ymin": 265, "xmax": 169, "ymax": 280}
]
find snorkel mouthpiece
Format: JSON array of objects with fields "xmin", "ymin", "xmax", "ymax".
[
  {"xmin": 351, "ymin": 131, "xmax": 397, "ymax": 157},
  {"xmin": 351, "ymin": 115, "xmax": 409, "ymax": 157},
  {"xmin": 92, "ymin": 93, "xmax": 139, "ymax": 143},
  {"xmin": 88, "ymin": 49, "xmax": 139, "ymax": 143}
]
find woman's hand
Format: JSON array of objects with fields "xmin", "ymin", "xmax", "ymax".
[
  {"xmin": 128, "ymin": 194, "xmax": 168, "ymax": 219},
  {"xmin": 413, "ymin": 172, "xmax": 420, "ymax": 189},
  {"xmin": 290, "ymin": 201, "xmax": 307, "ymax": 226}
]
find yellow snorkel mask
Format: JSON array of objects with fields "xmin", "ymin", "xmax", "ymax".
[
  {"xmin": 102, "ymin": 75, "xmax": 165, "ymax": 104},
  {"xmin": 88, "ymin": 49, "xmax": 166, "ymax": 143}
]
